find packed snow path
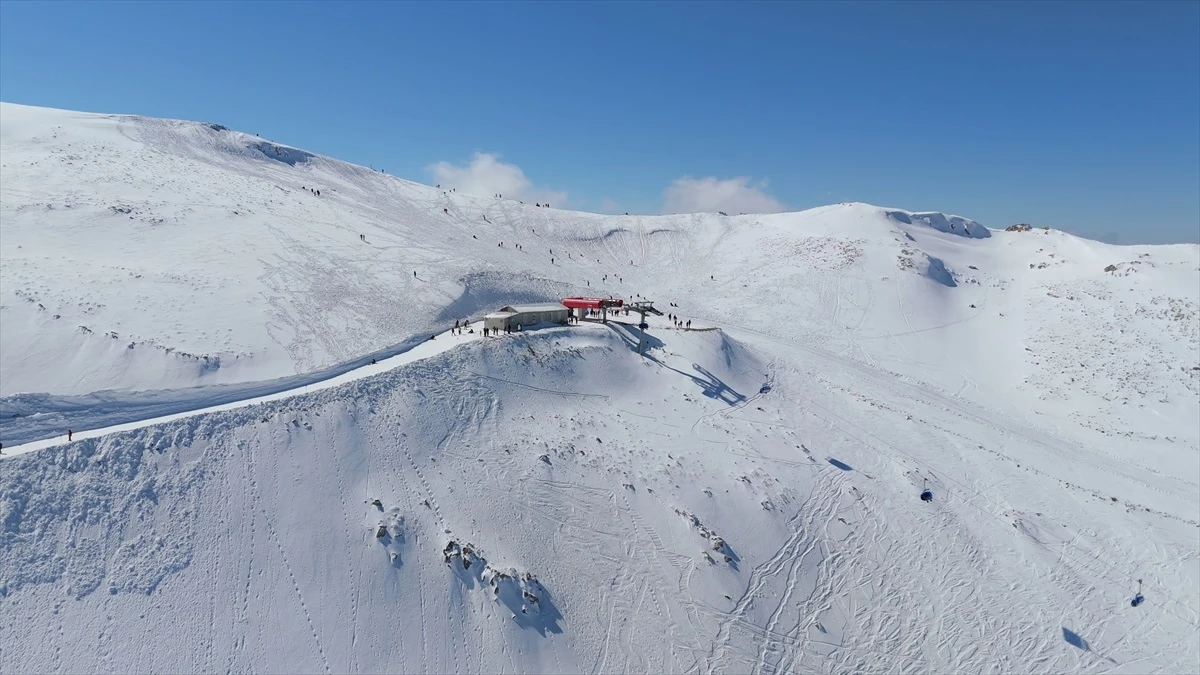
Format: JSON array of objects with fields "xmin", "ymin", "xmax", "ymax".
[{"xmin": 0, "ymin": 323, "xmax": 487, "ymax": 458}]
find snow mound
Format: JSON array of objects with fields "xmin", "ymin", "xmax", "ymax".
[
  {"xmin": 3, "ymin": 319, "xmax": 1195, "ymax": 673},
  {"xmin": 887, "ymin": 209, "xmax": 991, "ymax": 239},
  {"xmin": 924, "ymin": 254, "xmax": 957, "ymax": 287},
  {"xmin": 248, "ymin": 139, "xmax": 316, "ymax": 167}
]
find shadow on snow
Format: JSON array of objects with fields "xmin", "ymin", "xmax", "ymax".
[
  {"xmin": 447, "ymin": 548, "xmax": 564, "ymax": 637},
  {"xmin": 827, "ymin": 458, "xmax": 854, "ymax": 472},
  {"xmin": 604, "ymin": 323, "xmax": 746, "ymax": 405}
]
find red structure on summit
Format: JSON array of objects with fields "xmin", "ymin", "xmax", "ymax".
[
  {"xmin": 560, "ymin": 297, "xmax": 624, "ymax": 310},
  {"xmin": 561, "ymin": 297, "xmax": 624, "ymax": 324}
]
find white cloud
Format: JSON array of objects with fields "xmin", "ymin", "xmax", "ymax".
[
  {"xmin": 598, "ymin": 198, "xmax": 623, "ymax": 214},
  {"xmin": 426, "ymin": 152, "xmax": 566, "ymax": 206},
  {"xmin": 661, "ymin": 176, "xmax": 786, "ymax": 215}
]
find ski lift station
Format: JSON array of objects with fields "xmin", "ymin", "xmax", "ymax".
[
  {"xmin": 484, "ymin": 303, "xmax": 570, "ymax": 332},
  {"xmin": 483, "ymin": 298, "xmax": 663, "ymax": 353},
  {"xmin": 562, "ymin": 297, "xmax": 624, "ymax": 321}
]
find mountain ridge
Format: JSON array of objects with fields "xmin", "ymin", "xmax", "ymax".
[{"xmin": 1, "ymin": 101, "xmax": 1197, "ymax": 674}]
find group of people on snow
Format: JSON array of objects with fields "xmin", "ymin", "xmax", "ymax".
[{"xmin": 668, "ymin": 313, "xmax": 692, "ymax": 329}]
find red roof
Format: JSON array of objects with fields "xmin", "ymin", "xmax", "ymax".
[{"xmin": 562, "ymin": 297, "xmax": 624, "ymax": 309}]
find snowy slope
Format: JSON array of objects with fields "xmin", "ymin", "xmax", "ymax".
[
  {"xmin": 1, "ymin": 103, "xmax": 1198, "ymax": 673},
  {"xmin": 2, "ymin": 103, "xmax": 1197, "ymax": 447}
]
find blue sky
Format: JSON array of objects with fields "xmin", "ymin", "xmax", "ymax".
[{"xmin": 2, "ymin": 1, "xmax": 1197, "ymax": 243}]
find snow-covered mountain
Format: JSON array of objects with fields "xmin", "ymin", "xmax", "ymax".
[{"xmin": 1, "ymin": 102, "xmax": 1197, "ymax": 673}]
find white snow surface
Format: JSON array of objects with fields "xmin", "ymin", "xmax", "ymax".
[{"xmin": 1, "ymin": 103, "xmax": 1198, "ymax": 673}]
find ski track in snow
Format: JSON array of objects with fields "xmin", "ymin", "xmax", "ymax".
[{"xmin": 1, "ymin": 103, "xmax": 1198, "ymax": 674}]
